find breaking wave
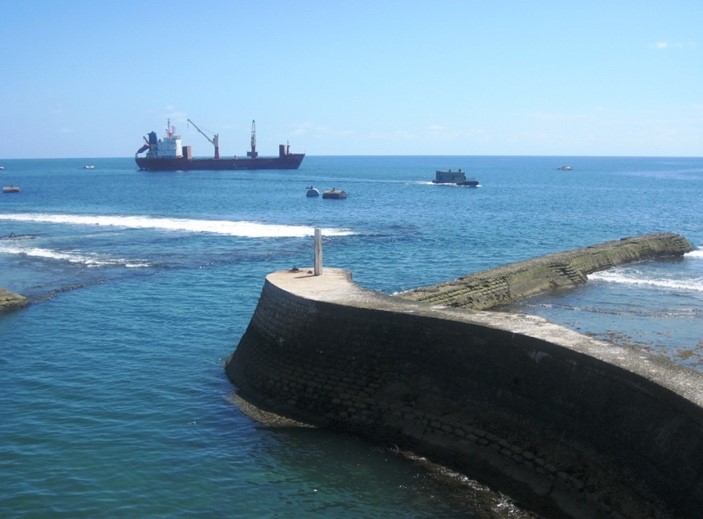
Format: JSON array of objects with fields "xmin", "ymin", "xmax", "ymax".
[
  {"xmin": 0, "ymin": 243, "xmax": 150, "ymax": 268},
  {"xmin": 588, "ymin": 270, "xmax": 703, "ymax": 293},
  {"xmin": 0, "ymin": 213, "xmax": 354, "ymax": 238}
]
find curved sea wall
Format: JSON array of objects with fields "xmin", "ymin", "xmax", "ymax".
[{"xmin": 226, "ymin": 234, "xmax": 701, "ymax": 518}]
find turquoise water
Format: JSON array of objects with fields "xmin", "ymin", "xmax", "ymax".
[{"xmin": 1, "ymin": 156, "xmax": 701, "ymax": 517}]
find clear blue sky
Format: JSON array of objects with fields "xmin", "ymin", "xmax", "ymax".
[{"xmin": 1, "ymin": 0, "xmax": 701, "ymax": 158}]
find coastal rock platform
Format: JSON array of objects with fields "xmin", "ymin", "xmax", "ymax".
[
  {"xmin": 0, "ymin": 288, "xmax": 29, "ymax": 312},
  {"xmin": 226, "ymin": 233, "xmax": 701, "ymax": 518}
]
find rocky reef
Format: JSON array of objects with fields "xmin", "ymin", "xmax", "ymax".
[{"xmin": 0, "ymin": 288, "xmax": 28, "ymax": 312}]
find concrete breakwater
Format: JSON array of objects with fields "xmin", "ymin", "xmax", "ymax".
[
  {"xmin": 399, "ymin": 232, "xmax": 694, "ymax": 310},
  {"xmin": 225, "ymin": 233, "xmax": 701, "ymax": 518}
]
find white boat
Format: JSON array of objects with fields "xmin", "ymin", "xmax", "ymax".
[
  {"xmin": 306, "ymin": 186, "xmax": 320, "ymax": 197},
  {"xmin": 557, "ymin": 165, "xmax": 573, "ymax": 171},
  {"xmin": 83, "ymin": 165, "xmax": 95, "ymax": 169},
  {"xmin": 3, "ymin": 186, "xmax": 21, "ymax": 193}
]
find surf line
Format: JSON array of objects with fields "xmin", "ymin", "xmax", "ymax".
[{"xmin": 0, "ymin": 213, "xmax": 354, "ymax": 238}]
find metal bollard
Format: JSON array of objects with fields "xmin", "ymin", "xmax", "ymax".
[{"xmin": 314, "ymin": 228, "xmax": 323, "ymax": 276}]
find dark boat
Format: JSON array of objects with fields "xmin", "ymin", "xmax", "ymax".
[
  {"xmin": 135, "ymin": 119, "xmax": 304, "ymax": 171},
  {"xmin": 322, "ymin": 188, "xmax": 347, "ymax": 199},
  {"xmin": 432, "ymin": 169, "xmax": 479, "ymax": 187}
]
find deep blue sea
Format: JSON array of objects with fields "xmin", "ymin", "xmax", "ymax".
[{"xmin": 1, "ymin": 156, "xmax": 701, "ymax": 518}]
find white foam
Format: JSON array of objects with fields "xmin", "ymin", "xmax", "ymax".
[
  {"xmin": 0, "ymin": 243, "xmax": 149, "ymax": 268},
  {"xmin": 0, "ymin": 213, "xmax": 354, "ymax": 238},
  {"xmin": 588, "ymin": 270, "xmax": 703, "ymax": 293},
  {"xmin": 686, "ymin": 248, "xmax": 703, "ymax": 260}
]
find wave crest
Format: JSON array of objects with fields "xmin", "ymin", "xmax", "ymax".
[
  {"xmin": 0, "ymin": 213, "xmax": 354, "ymax": 238},
  {"xmin": 0, "ymin": 243, "xmax": 150, "ymax": 268},
  {"xmin": 588, "ymin": 270, "xmax": 703, "ymax": 293}
]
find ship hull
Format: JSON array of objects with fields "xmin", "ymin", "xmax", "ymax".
[{"xmin": 135, "ymin": 154, "xmax": 304, "ymax": 171}]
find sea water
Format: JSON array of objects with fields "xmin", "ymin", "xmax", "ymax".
[{"xmin": 1, "ymin": 156, "xmax": 701, "ymax": 517}]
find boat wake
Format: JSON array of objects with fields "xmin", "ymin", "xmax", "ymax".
[{"xmin": 0, "ymin": 213, "xmax": 354, "ymax": 238}]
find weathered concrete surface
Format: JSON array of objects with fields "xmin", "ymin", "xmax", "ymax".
[
  {"xmin": 399, "ymin": 233, "xmax": 693, "ymax": 310},
  {"xmin": 226, "ymin": 234, "xmax": 702, "ymax": 518},
  {"xmin": 0, "ymin": 288, "xmax": 29, "ymax": 312}
]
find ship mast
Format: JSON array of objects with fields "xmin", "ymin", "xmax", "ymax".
[
  {"xmin": 186, "ymin": 118, "xmax": 220, "ymax": 159},
  {"xmin": 247, "ymin": 119, "xmax": 258, "ymax": 158}
]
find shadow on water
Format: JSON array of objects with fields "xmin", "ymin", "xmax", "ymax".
[{"xmin": 243, "ymin": 424, "xmax": 536, "ymax": 519}]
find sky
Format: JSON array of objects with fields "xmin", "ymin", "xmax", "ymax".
[{"xmin": 1, "ymin": 0, "xmax": 701, "ymax": 158}]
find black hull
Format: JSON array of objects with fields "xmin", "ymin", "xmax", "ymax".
[
  {"xmin": 135, "ymin": 154, "xmax": 304, "ymax": 171},
  {"xmin": 432, "ymin": 179, "xmax": 479, "ymax": 187}
]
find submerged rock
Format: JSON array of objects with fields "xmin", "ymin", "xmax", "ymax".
[{"xmin": 0, "ymin": 288, "xmax": 29, "ymax": 312}]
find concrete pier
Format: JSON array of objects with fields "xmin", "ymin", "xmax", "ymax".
[
  {"xmin": 226, "ymin": 233, "xmax": 701, "ymax": 518},
  {"xmin": 400, "ymin": 232, "xmax": 693, "ymax": 310}
]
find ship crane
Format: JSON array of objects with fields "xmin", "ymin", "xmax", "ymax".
[
  {"xmin": 247, "ymin": 119, "xmax": 258, "ymax": 158},
  {"xmin": 187, "ymin": 118, "xmax": 220, "ymax": 159}
]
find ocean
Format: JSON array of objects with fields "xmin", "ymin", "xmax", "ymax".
[{"xmin": 1, "ymin": 156, "xmax": 701, "ymax": 518}]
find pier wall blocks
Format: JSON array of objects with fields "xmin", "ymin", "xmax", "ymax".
[
  {"xmin": 399, "ymin": 233, "xmax": 694, "ymax": 310},
  {"xmin": 226, "ymin": 233, "xmax": 701, "ymax": 518}
]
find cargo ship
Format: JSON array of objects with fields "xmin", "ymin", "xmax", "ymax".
[{"xmin": 135, "ymin": 119, "xmax": 304, "ymax": 171}]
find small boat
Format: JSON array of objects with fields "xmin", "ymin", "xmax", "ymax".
[
  {"xmin": 322, "ymin": 188, "xmax": 347, "ymax": 199},
  {"xmin": 432, "ymin": 169, "xmax": 480, "ymax": 187},
  {"xmin": 557, "ymin": 165, "xmax": 573, "ymax": 171},
  {"xmin": 83, "ymin": 165, "xmax": 95, "ymax": 169},
  {"xmin": 0, "ymin": 166, "xmax": 5, "ymax": 170},
  {"xmin": 3, "ymin": 186, "xmax": 21, "ymax": 193},
  {"xmin": 306, "ymin": 186, "xmax": 320, "ymax": 197}
]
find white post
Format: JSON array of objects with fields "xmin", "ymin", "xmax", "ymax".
[{"xmin": 314, "ymin": 228, "xmax": 323, "ymax": 276}]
